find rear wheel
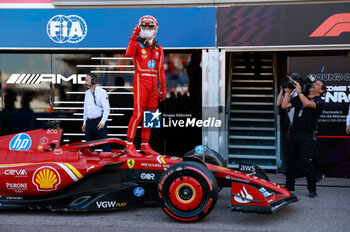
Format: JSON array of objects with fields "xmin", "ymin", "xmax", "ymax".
[{"xmin": 158, "ymin": 161, "xmax": 218, "ymax": 222}]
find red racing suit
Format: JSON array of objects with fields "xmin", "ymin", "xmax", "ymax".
[{"xmin": 126, "ymin": 27, "xmax": 166, "ymax": 143}]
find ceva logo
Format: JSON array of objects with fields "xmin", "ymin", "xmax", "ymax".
[
  {"xmin": 47, "ymin": 15, "xmax": 88, "ymax": 43},
  {"xmin": 9, "ymin": 133, "xmax": 32, "ymax": 151},
  {"xmin": 310, "ymin": 13, "xmax": 350, "ymax": 37}
]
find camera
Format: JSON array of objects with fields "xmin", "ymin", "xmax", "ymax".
[
  {"xmin": 280, "ymin": 73, "xmax": 313, "ymax": 95},
  {"xmin": 280, "ymin": 75, "xmax": 295, "ymax": 89}
]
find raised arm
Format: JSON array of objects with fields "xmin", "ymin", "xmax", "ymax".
[{"xmin": 126, "ymin": 27, "xmax": 141, "ymax": 57}]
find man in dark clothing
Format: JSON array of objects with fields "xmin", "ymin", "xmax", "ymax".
[{"xmin": 282, "ymin": 80, "xmax": 326, "ymax": 198}]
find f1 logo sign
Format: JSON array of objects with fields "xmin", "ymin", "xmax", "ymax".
[{"xmin": 310, "ymin": 13, "xmax": 350, "ymax": 37}]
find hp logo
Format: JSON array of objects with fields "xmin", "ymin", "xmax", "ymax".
[
  {"xmin": 195, "ymin": 145, "xmax": 207, "ymax": 154},
  {"xmin": 9, "ymin": 133, "xmax": 32, "ymax": 151},
  {"xmin": 147, "ymin": 60, "xmax": 155, "ymax": 69},
  {"xmin": 47, "ymin": 15, "xmax": 87, "ymax": 44},
  {"xmin": 133, "ymin": 187, "xmax": 145, "ymax": 197}
]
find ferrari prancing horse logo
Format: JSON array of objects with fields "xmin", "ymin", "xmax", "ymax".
[{"xmin": 127, "ymin": 159, "xmax": 135, "ymax": 169}]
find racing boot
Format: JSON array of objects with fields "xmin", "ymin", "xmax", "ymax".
[
  {"xmin": 140, "ymin": 143, "xmax": 160, "ymax": 155},
  {"xmin": 125, "ymin": 143, "xmax": 142, "ymax": 158}
]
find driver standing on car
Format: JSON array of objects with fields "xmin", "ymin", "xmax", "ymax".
[{"xmin": 124, "ymin": 15, "xmax": 166, "ymax": 157}]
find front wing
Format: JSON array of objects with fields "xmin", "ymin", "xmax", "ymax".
[
  {"xmin": 208, "ymin": 164, "xmax": 299, "ymax": 214},
  {"xmin": 231, "ymin": 182, "xmax": 299, "ymax": 213}
]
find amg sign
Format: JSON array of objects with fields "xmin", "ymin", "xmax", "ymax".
[{"xmin": 6, "ymin": 74, "xmax": 86, "ymax": 84}]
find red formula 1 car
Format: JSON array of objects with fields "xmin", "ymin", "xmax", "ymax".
[{"xmin": 0, "ymin": 127, "xmax": 299, "ymax": 222}]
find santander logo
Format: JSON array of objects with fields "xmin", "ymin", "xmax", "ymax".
[
  {"xmin": 234, "ymin": 186, "xmax": 253, "ymax": 204},
  {"xmin": 310, "ymin": 13, "xmax": 350, "ymax": 37}
]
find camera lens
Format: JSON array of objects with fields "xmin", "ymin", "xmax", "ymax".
[{"xmin": 280, "ymin": 77, "xmax": 295, "ymax": 89}]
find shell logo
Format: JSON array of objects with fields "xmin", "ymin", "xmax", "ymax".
[
  {"xmin": 33, "ymin": 166, "xmax": 61, "ymax": 191},
  {"xmin": 141, "ymin": 49, "xmax": 147, "ymax": 54}
]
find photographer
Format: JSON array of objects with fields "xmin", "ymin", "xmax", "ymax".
[
  {"xmin": 281, "ymin": 79, "xmax": 326, "ymax": 198},
  {"xmin": 277, "ymin": 73, "xmax": 298, "ymax": 129},
  {"xmin": 277, "ymin": 74, "xmax": 297, "ymax": 174},
  {"xmin": 278, "ymin": 73, "xmax": 314, "ymax": 131}
]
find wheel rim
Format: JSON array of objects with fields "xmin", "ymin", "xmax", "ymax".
[{"xmin": 168, "ymin": 176, "xmax": 203, "ymax": 211}]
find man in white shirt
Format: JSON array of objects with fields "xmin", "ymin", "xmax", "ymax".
[
  {"xmin": 346, "ymin": 104, "xmax": 350, "ymax": 134},
  {"xmin": 81, "ymin": 74, "xmax": 111, "ymax": 152}
]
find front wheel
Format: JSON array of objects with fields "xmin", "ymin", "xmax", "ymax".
[{"xmin": 157, "ymin": 161, "xmax": 218, "ymax": 222}]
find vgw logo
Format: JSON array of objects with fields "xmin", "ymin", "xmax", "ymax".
[
  {"xmin": 143, "ymin": 109, "xmax": 161, "ymax": 128},
  {"xmin": 47, "ymin": 15, "xmax": 87, "ymax": 44},
  {"xmin": 9, "ymin": 133, "xmax": 32, "ymax": 151}
]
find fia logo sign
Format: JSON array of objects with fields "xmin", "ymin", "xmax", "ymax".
[
  {"xmin": 9, "ymin": 133, "xmax": 32, "ymax": 151},
  {"xmin": 143, "ymin": 109, "xmax": 161, "ymax": 128},
  {"xmin": 47, "ymin": 15, "xmax": 87, "ymax": 44}
]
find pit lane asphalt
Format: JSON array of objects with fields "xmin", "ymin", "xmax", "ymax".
[{"xmin": 0, "ymin": 174, "xmax": 349, "ymax": 232}]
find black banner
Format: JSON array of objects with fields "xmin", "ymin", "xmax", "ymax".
[
  {"xmin": 288, "ymin": 56, "xmax": 350, "ymax": 136},
  {"xmin": 288, "ymin": 56, "xmax": 350, "ymax": 177},
  {"xmin": 217, "ymin": 3, "xmax": 350, "ymax": 47}
]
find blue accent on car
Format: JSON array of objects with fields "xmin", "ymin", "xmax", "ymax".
[
  {"xmin": 133, "ymin": 187, "xmax": 145, "ymax": 197},
  {"xmin": 195, "ymin": 145, "xmax": 207, "ymax": 154}
]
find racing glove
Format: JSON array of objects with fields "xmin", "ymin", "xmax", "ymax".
[
  {"xmin": 126, "ymin": 27, "xmax": 141, "ymax": 57},
  {"xmin": 159, "ymin": 86, "xmax": 166, "ymax": 102},
  {"xmin": 130, "ymin": 27, "xmax": 141, "ymax": 41}
]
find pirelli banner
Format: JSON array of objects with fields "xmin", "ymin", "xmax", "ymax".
[{"xmin": 217, "ymin": 3, "xmax": 350, "ymax": 47}]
